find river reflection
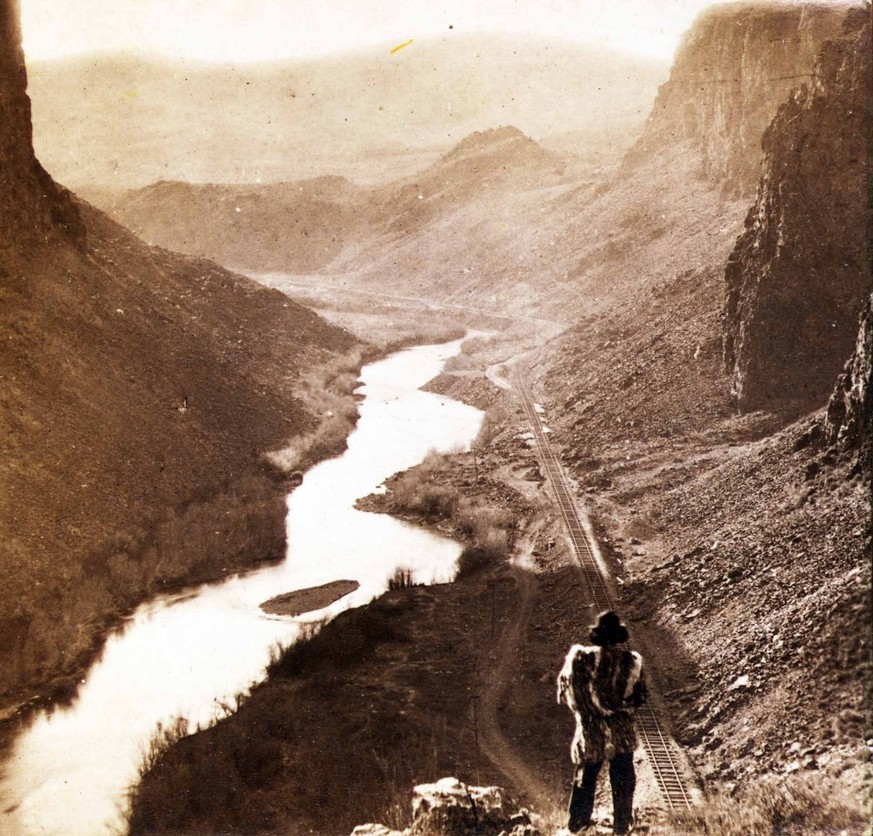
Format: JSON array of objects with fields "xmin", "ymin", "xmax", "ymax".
[{"xmin": 0, "ymin": 337, "xmax": 483, "ymax": 835}]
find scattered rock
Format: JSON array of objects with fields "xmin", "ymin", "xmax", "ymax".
[
  {"xmin": 352, "ymin": 779, "xmax": 536, "ymax": 836},
  {"xmin": 351, "ymin": 826, "xmax": 405, "ymax": 836},
  {"xmin": 729, "ymin": 675, "xmax": 750, "ymax": 690}
]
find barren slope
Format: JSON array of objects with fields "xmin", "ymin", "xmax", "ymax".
[{"xmin": 533, "ymin": 3, "xmax": 871, "ymax": 803}]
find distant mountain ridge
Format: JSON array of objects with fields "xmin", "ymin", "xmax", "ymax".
[
  {"xmin": 108, "ymin": 125, "xmax": 569, "ymax": 276},
  {"xmin": 27, "ymin": 35, "xmax": 668, "ymax": 190}
]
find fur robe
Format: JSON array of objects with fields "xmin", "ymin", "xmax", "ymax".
[{"xmin": 557, "ymin": 643, "xmax": 647, "ymax": 763}]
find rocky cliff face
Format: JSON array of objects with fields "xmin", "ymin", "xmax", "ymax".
[
  {"xmin": 825, "ymin": 291, "xmax": 871, "ymax": 450},
  {"xmin": 0, "ymin": 0, "xmax": 81, "ymax": 244},
  {"xmin": 723, "ymin": 11, "xmax": 871, "ymax": 415},
  {"xmin": 625, "ymin": 2, "xmax": 850, "ymax": 196}
]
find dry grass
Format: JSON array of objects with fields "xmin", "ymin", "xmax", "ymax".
[
  {"xmin": 668, "ymin": 774, "xmax": 868, "ymax": 836},
  {"xmin": 386, "ymin": 454, "xmax": 462, "ymax": 521},
  {"xmin": 377, "ymin": 454, "xmax": 516, "ymax": 579},
  {"xmin": 266, "ymin": 348, "xmax": 363, "ymax": 473}
]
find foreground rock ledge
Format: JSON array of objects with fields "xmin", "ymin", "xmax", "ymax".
[{"xmin": 351, "ymin": 777, "xmax": 538, "ymax": 836}]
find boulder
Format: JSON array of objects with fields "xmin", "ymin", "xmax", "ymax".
[
  {"xmin": 351, "ymin": 778, "xmax": 540, "ymax": 836},
  {"xmin": 350, "ymin": 826, "xmax": 405, "ymax": 836},
  {"xmin": 411, "ymin": 777, "xmax": 514, "ymax": 835}
]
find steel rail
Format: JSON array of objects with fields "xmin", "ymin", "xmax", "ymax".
[{"xmin": 513, "ymin": 369, "xmax": 694, "ymax": 810}]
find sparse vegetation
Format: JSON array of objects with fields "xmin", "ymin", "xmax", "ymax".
[
  {"xmin": 133, "ymin": 717, "xmax": 191, "ymax": 781},
  {"xmin": 383, "ymin": 453, "xmax": 462, "ymax": 521},
  {"xmin": 267, "ymin": 598, "xmax": 411, "ymax": 680},
  {"xmin": 668, "ymin": 775, "xmax": 868, "ymax": 836},
  {"xmin": 388, "ymin": 566, "xmax": 418, "ymax": 590},
  {"xmin": 3, "ymin": 472, "xmax": 290, "ymax": 710},
  {"xmin": 267, "ymin": 348, "xmax": 364, "ymax": 474},
  {"xmin": 126, "ymin": 572, "xmax": 535, "ymax": 836},
  {"xmin": 364, "ymin": 450, "xmax": 519, "ymax": 580},
  {"xmin": 474, "ymin": 404, "xmax": 508, "ymax": 449}
]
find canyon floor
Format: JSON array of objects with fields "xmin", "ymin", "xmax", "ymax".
[{"xmin": 127, "ymin": 317, "xmax": 869, "ymax": 836}]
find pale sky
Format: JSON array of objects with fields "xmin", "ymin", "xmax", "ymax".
[{"xmin": 20, "ymin": 0, "xmax": 724, "ymax": 63}]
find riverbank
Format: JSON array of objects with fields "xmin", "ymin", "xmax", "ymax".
[
  {"xmin": 0, "ymin": 307, "xmax": 475, "ymax": 760},
  {"xmin": 125, "ymin": 337, "xmax": 678, "ymax": 833},
  {"xmin": 126, "ymin": 387, "xmax": 584, "ymax": 834},
  {"xmin": 2, "ymin": 330, "xmax": 492, "ymax": 836},
  {"xmin": 0, "ymin": 357, "xmax": 360, "ymax": 752}
]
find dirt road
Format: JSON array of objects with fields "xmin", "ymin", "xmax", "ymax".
[{"xmin": 476, "ymin": 532, "xmax": 556, "ymax": 808}]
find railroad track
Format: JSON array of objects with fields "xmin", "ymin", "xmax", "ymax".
[{"xmin": 514, "ymin": 370, "xmax": 694, "ymax": 811}]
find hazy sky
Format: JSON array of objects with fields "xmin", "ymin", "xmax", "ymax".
[{"xmin": 20, "ymin": 0, "xmax": 725, "ymax": 62}]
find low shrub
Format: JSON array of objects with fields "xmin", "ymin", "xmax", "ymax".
[
  {"xmin": 456, "ymin": 501, "xmax": 513, "ymax": 545},
  {"xmin": 456, "ymin": 546, "xmax": 494, "ymax": 578},
  {"xmin": 388, "ymin": 566, "xmax": 417, "ymax": 590},
  {"xmin": 389, "ymin": 467, "xmax": 459, "ymax": 521},
  {"xmin": 268, "ymin": 599, "xmax": 410, "ymax": 679},
  {"xmin": 669, "ymin": 774, "xmax": 867, "ymax": 836}
]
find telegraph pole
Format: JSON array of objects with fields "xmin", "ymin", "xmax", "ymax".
[{"xmin": 471, "ymin": 694, "xmax": 481, "ymax": 785}]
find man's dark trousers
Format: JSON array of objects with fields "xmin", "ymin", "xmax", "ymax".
[{"xmin": 567, "ymin": 752, "xmax": 635, "ymax": 833}]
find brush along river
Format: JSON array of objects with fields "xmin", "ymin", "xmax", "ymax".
[{"xmin": 0, "ymin": 337, "xmax": 483, "ymax": 836}]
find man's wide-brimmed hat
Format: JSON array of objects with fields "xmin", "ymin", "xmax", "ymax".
[{"xmin": 589, "ymin": 610, "xmax": 629, "ymax": 645}]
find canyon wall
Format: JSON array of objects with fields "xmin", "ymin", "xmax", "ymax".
[
  {"xmin": 723, "ymin": 10, "xmax": 871, "ymax": 415},
  {"xmin": 625, "ymin": 2, "xmax": 850, "ymax": 195},
  {"xmin": 825, "ymin": 291, "xmax": 871, "ymax": 450},
  {"xmin": 0, "ymin": 0, "xmax": 356, "ymax": 702},
  {"xmin": 0, "ymin": 0, "xmax": 81, "ymax": 243}
]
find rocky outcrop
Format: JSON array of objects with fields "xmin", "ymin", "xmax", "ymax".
[
  {"xmin": 351, "ymin": 778, "xmax": 539, "ymax": 836},
  {"xmin": 825, "ymin": 291, "xmax": 871, "ymax": 450},
  {"xmin": 625, "ymin": 2, "xmax": 851, "ymax": 196},
  {"xmin": 722, "ymin": 11, "xmax": 871, "ymax": 415},
  {"xmin": 0, "ymin": 0, "xmax": 81, "ymax": 244}
]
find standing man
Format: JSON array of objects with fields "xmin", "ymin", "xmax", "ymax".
[{"xmin": 557, "ymin": 611, "xmax": 647, "ymax": 835}]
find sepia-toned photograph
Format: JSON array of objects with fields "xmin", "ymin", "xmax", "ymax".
[{"xmin": 0, "ymin": 0, "xmax": 870, "ymax": 833}]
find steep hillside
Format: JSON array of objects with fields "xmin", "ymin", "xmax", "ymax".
[
  {"xmin": 538, "ymin": 0, "xmax": 864, "ymax": 447},
  {"xmin": 109, "ymin": 126, "xmax": 573, "ymax": 300},
  {"xmin": 624, "ymin": 1, "xmax": 848, "ymax": 196},
  {"xmin": 534, "ymin": 2, "xmax": 871, "ymax": 804},
  {"xmin": 723, "ymin": 10, "xmax": 872, "ymax": 415},
  {"xmin": 110, "ymin": 176, "xmax": 365, "ymax": 274},
  {"xmin": 0, "ymin": 0, "xmax": 357, "ymax": 707},
  {"xmin": 27, "ymin": 36, "xmax": 666, "ymax": 192}
]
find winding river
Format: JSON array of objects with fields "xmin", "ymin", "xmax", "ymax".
[{"xmin": 0, "ymin": 337, "xmax": 483, "ymax": 835}]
